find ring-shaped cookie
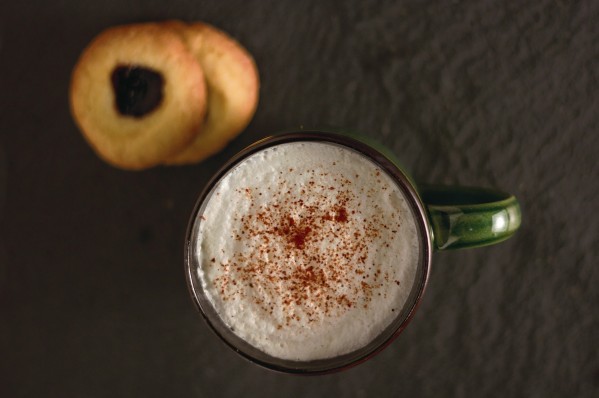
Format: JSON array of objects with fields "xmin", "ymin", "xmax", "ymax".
[
  {"xmin": 163, "ymin": 21, "xmax": 259, "ymax": 165},
  {"xmin": 70, "ymin": 23, "xmax": 207, "ymax": 170}
]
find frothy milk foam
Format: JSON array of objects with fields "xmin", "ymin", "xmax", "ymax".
[{"xmin": 195, "ymin": 142, "xmax": 420, "ymax": 361}]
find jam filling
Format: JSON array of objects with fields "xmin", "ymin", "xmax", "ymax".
[{"xmin": 111, "ymin": 65, "xmax": 164, "ymax": 117}]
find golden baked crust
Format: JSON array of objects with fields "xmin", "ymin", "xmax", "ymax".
[
  {"xmin": 163, "ymin": 21, "xmax": 260, "ymax": 165},
  {"xmin": 69, "ymin": 23, "xmax": 207, "ymax": 170}
]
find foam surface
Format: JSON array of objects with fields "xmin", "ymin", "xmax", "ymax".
[{"xmin": 195, "ymin": 142, "xmax": 420, "ymax": 360}]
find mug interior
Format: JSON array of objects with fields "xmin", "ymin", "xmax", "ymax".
[{"xmin": 184, "ymin": 131, "xmax": 432, "ymax": 374}]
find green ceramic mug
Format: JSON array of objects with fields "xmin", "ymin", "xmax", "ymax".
[{"xmin": 185, "ymin": 130, "xmax": 521, "ymax": 374}]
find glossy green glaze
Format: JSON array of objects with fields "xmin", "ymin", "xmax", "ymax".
[{"xmin": 420, "ymin": 185, "xmax": 521, "ymax": 250}]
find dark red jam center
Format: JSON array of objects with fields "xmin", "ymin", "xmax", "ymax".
[{"xmin": 111, "ymin": 65, "xmax": 164, "ymax": 118}]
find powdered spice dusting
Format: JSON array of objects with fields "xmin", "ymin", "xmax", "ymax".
[
  {"xmin": 209, "ymin": 162, "xmax": 403, "ymax": 329},
  {"xmin": 196, "ymin": 142, "xmax": 421, "ymax": 361}
]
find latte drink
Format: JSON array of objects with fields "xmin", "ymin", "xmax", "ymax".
[{"xmin": 192, "ymin": 141, "xmax": 421, "ymax": 361}]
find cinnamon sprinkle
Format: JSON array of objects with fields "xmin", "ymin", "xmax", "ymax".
[{"xmin": 211, "ymin": 164, "xmax": 402, "ymax": 328}]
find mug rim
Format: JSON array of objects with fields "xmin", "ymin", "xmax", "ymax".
[{"xmin": 184, "ymin": 131, "xmax": 433, "ymax": 374}]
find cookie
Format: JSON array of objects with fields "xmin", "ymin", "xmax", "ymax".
[
  {"xmin": 162, "ymin": 21, "xmax": 259, "ymax": 165},
  {"xmin": 70, "ymin": 23, "xmax": 207, "ymax": 170}
]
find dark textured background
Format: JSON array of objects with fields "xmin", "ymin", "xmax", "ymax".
[{"xmin": 1, "ymin": 1, "xmax": 598, "ymax": 397}]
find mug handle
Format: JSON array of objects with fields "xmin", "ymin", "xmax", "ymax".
[{"xmin": 419, "ymin": 185, "xmax": 521, "ymax": 250}]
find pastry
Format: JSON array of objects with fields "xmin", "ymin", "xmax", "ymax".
[
  {"xmin": 69, "ymin": 23, "xmax": 207, "ymax": 170},
  {"xmin": 163, "ymin": 21, "xmax": 259, "ymax": 165}
]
